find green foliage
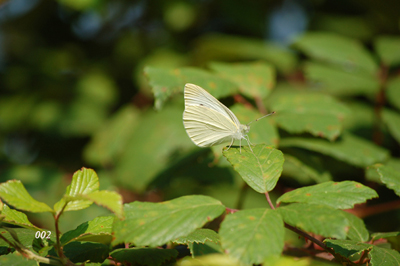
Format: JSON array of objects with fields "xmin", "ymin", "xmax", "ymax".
[{"xmin": 2, "ymin": 1, "xmax": 400, "ymax": 265}]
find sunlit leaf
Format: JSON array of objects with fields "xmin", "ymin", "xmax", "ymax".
[
  {"xmin": 219, "ymin": 208, "xmax": 284, "ymax": 265},
  {"xmin": 1, "ymin": 205, "xmax": 42, "ymax": 231},
  {"xmin": 54, "ymin": 168, "xmax": 99, "ymax": 213},
  {"xmin": 277, "ymin": 181, "xmax": 378, "ymax": 209},
  {"xmin": 342, "ymin": 211, "xmax": 369, "ymax": 242},
  {"xmin": 0, "ymin": 180, "xmax": 52, "ymax": 213},
  {"xmin": 223, "ymin": 144, "xmax": 284, "ymax": 193},
  {"xmin": 112, "ymin": 195, "xmax": 225, "ymax": 247},
  {"xmin": 370, "ymin": 246, "xmax": 400, "ymax": 265},
  {"xmin": 279, "ymin": 132, "xmax": 389, "ymax": 167},
  {"xmin": 173, "ymin": 229, "xmax": 220, "ymax": 245},
  {"xmin": 277, "ymin": 203, "xmax": 349, "ymax": 239},
  {"xmin": 210, "ymin": 61, "xmax": 275, "ymax": 98},
  {"xmin": 269, "ymin": 91, "xmax": 350, "ymax": 141}
]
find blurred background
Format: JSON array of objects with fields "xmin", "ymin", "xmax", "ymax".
[{"xmin": 0, "ymin": 0, "xmax": 399, "ymax": 232}]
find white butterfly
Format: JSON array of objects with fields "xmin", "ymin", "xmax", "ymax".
[{"xmin": 183, "ymin": 83, "xmax": 274, "ymax": 153}]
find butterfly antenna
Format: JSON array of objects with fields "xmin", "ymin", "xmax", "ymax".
[{"xmin": 247, "ymin": 111, "xmax": 276, "ymax": 126}]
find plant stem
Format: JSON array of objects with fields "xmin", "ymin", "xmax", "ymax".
[{"xmin": 265, "ymin": 191, "xmax": 275, "ymax": 209}]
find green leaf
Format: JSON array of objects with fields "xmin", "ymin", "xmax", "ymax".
[
  {"xmin": 324, "ymin": 239, "xmax": 372, "ymax": 258},
  {"xmin": 367, "ymin": 164, "xmax": 400, "ymax": 197},
  {"xmin": 382, "ymin": 108, "xmax": 400, "ymax": 145},
  {"xmin": 61, "ymin": 216, "xmax": 114, "ymax": 246},
  {"xmin": 0, "ymin": 228, "xmax": 45, "ymax": 250},
  {"xmin": 269, "ymin": 91, "xmax": 350, "ymax": 141},
  {"xmin": 387, "ymin": 77, "xmax": 400, "ymax": 111},
  {"xmin": 279, "ymin": 132, "xmax": 389, "ymax": 167},
  {"xmin": 0, "ymin": 253, "xmax": 38, "ymax": 265},
  {"xmin": 0, "ymin": 180, "xmax": 52, "ymax": 213},
  {"xmin": 342, "ymin": 211, "xmax": 369, "ymax": 242},
  {"xmin": 83, "ymin": 191, "xmax": 123, "ymax": 219},
  {"xmin": 1, "ymin": 205, "xmax": 42, "ymax": 231},
  {"xmin": 194, "ymin": 34, "xmax": 297, "ymax": 74},
  {"xmin": 366, "ymin": 158, "xmax": 400, "ymax": 183},
  {"xmin": 114, "ymin": 105, "xmax": 194, "ymax": 192},
  {"xmin": 173, "ymin": 229, "xmax": 220, "ymax": 245},
  {"xmin": 188, "ymin": 241, "xmax": 223, "ymax": 257},
  {"xmin": 223, "ymin": 144, "xmax": 284, "ymax": 193},
  {"xmin": 54, "ymin": 168, "xmax": 99, "ymax": 213},
  {"xmin": 282, "ymin": 149, "xmax": 332, "ymax": 184},
  {"xmin": 83, "ymin": 105, "xmax": 141, "ymax": 166},
  {"xmin": 370, "ymin": 246, "xmax": 400, "ymax": 265},
  {"xmin": 144, "ymin": 66, "xmax": 237, "ymax": 110},
  {"xmin": 374, "ymin": 35, "xmax": 400, "ymax": 67},
  {"xmin": 219, "ymin": 208, "xmax": 284, "ymax": 265},
  {"xmin": 277, "ymin": 181, "xmax": 378, "ymax": 209},
  {"xmin": 277, "ymin": 203, "xmax": 349, "ymax": 239},
  {"xmin": 371, "ymin": 232, "xmax": 400, "ymax": 241},
  {"xmin": 294, "ymin": 32, "xmax": 378, "ymax": 74},
  {"xmin": 209, "ymin": 61, "xmax": 275, "ymax": 98},
  {"xmin": 175, "ymin": 254, "xmax": 241, "ymax": 266},
  {"xmin": 304, "ymin": 61, "xmax": 379, "ymax": 96},
  {"xmin": 110, "ymin": 248, "xmax": 178, "ymax": 266},
  {"xmin": 230, "ymin": 105, "xmax": 279, "ymax": 146},
  {"xmin": 62, "ymin": 241, "xmax": 110, "ymax": 263},
  {"xmin": 112, "ymin": 195, "xmax": 225, "ymax": 247}
]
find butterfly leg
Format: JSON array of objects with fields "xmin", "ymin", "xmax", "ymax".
[
  {"xmin": 245, "ymin": 136, "xmax": 254, "ymax": 153},
  {"xmin": 227, "ymin": 138, "xmax": 234, "ymax": 151}
]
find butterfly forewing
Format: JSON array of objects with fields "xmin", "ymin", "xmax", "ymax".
[
  {"xmin": 184, "ymin": 84, "xmax": 241, "ymax": 127},
  {"xmin": 183, "ymin": 105, "xmax": 238, "ymax": 147}
]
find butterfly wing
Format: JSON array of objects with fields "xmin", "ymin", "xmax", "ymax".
[
  {"xmin": 183, "ymin": 105, "xmax": 238, "ymax": 147},
  {"xmin": 184, "ymin": 83, "xmax": 242, "ymax": 127}
]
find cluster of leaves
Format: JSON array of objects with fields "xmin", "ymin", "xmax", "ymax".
[{"xmin": 1, "ymin": 32, "xmax": 400, "ymax": 265}]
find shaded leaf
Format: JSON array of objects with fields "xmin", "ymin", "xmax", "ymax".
[
  {"xmin": 175, "ymin": 254, "xmax": 241, "ymax": 266},
  {"xmin": 114, "ymin": 105, "xmax": 194, "ymax": 192},
  {"xmin": 282, "ymin": 149, "xmax": 332, "ymax": 184},
  {"xmin": 194, "ymin": 34, "xmax": 297, "ymax": 74},
  {"xmin": 63, "ymin": 241, "xmax": 109, "ymax": 263},
  {"xmin": 324, "ymin": 239, "xmax": 372, "ymax": 258},
  {"xmin": 387, "ymin": 77, "xmax": 400, "ymax": 111},
  {"xmin": 370, "ymin": 246, "xmax": 400, "ymax": 265},
  {"xmin": 219, "ymin": 208, "xmax": 284, "ymax": 265},
  {"xmin": 173, "ymin": 229, "xmax": 220, "ymax": 245},
  {"xmin": 223, "ymin": 144, "xmax": 284, "ymax": 193},
  {"xmin": 188, "ymin": 241, "xmax": 223, "ymax": 257},
  {"xmin": 371, "ymin": 232, "xmax": 400, "ymax": 241},
  {"xmin": 277, "ymin": 181, "xmax": 378, "ymax": 209},
  {"xmin": 294, "ymin": 32, "xmax": 378, "ymax": 74},
  {"xmin": 110, "ymin": 248, "xmax": 178, "ymax": 266},
  {"xmin": 367, "ymin": 164, "xmax": 400, "ymax": 197},
  {"xmin": 61, "ymin": 216, "xmax": 114, "ymax": 246},
  {"xmin": 83, "ymin": 105, "xmax": 141, "ymax": 166},
  {"xmin": 277, "ymin": 203, "xmax": 349, "ymax": 239},
  {"xmin": 342, "ymin": 211, "xmax": 369, "ymax": 242},
  {"xmin": 279, "ymin": 132, "xmax": 389, "ymax": 167},
  {"xmin": 145, "ymin": 66, "xmax": 237, "ymax": 110},
  {"xmin": 382, "ymin": 108, "xmax": 400, "ymax": 145},
  {"xmin": 0, "ymin": 180, "xmax": 52, "ymax": 213},
  {"xmin": 374, "ymin": 35, "xmax": 400, "ymax": 67},
  {"xmin": 209, "ymin": 61, "xmax": 275, "ymax": 98},
  {"xmin": 54, "ymin": 168, "xmax": 99, "ymax": 213},
  {"xmin": 269, "ymin": 91, "xmax": 350, "ymax": 141},
  {"xmin": 304, "ymin": 61, "xmax": 379, "ymax": 96},
  {"xmin": 112, "ymin": 195, "xmax": 225, "ymax": 247}
]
